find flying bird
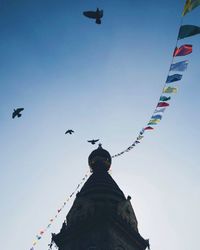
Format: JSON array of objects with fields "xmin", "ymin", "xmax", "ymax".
[
  {"xmin": 87, "ymin": 139, "xmax": 99, "ymax": 145},
  {"xmin": 65, "ymin": 129, "xmax": 74, "ymax": 135},
  {"xmin": 12, "ymin": 108, "xmax": 24, "ymax": 119},
  {"xmin": 83, "ymin": 8, "xmax": 103, "ymax": 24}
]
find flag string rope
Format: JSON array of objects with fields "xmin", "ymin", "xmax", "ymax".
[
  {"xmin": 112, "ymin": 0, "xmax": 199, "ymax": 158},
  {"xmin": 29, "ymin": 170, "xmax": 90, "ymax": 250}
]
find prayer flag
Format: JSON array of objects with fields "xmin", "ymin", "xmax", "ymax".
[
  {"xmin": 33, "ymin": 242, "xmax": 37, "ymax": 246},
  {"xmin": 148, "ymin": 122, "xmax": 158, "ymax": 125},
  {"xmin": 157, "ymin": 102, "xmax": 169, "ymax": 107},
  {"xmin": 163, "ymin": 86, "xmax": 178, "ymax": 93},
  {"xmin": 151, "ymin": 114, "xmax": 162, "ymax": 120},
  {"xmin": 137, "ymin": 135, "xmax": 144, "ymax": 140},
  {"xmin": 154, "ymin": 108, "xmax": 166, "ymax": 113},
  {"xmin": 135, "ymin": 140, "xmax": 140, "ymax": 144},
  {"xmin": 182, "ymin": 0, "xmax": 200, "ymax": 16},
  {"xmin": 36, "ymin": 235, "xmax": 41, "ymax": 240},
  {"xmin": 149, "ymin": 119, "xmax": 160, "ymax": 124},
  {"xmin": 170, "ymin": 60, "xmax": 188, "ymax": 71},
  {"xmin": 40, "ymin": 230, "xmax": 44, "ymax": 235},
  {"xmin": 166, "ymin": 74, "xmax": 182, "ymax": 83},
  {"xmin": 160, "ymin": 96, "xmax": 171, "ymax": 101},
  {"xmin": 173, "ymin": 44, "xmax": 192, "ymax": 56},
  {"xmin": 144, "ymin": 126, "xmax": 154, "ymax": 130},
  {"xmin": 178, "ymin": 25, "xmax": 200, "ymax": 39},
  {"xmin": 139, "ymin": 129, "xmax": 144, "ymax": 135}
]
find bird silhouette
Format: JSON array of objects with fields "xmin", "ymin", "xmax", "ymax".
[
  {"xmin": 12, "ymin": 108, "xmax": 24, "ymax": 119},
  {"xmin": 83, "ymin": 8, "xmax": 103, "ymax": 24},
  {"xmin": 65, "ymin": 129, "xmax": 74, "ymax": 135},
  {"xmin": 87, "ymin": 139, "xmax": 99, "ymax": 145}
]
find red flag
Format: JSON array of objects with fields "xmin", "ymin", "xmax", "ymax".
[
  {"xmin": 173, "ymin": 44, "xmax": 192, "ymax": 57},
  {"xmin": 144, "ymin": 126, "xmax": 154, "ymax": 130},
  {"xmin": 40, "ymin": 230, "xmax": 44, "ymax": 235},
  {"xmin": 157, "ymin": 102, "xmax": 169, "ymax": 107}
]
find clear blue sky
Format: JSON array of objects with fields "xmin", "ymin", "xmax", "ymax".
[{"xmin": 0, "ymin": 1, "xmax": 200, "ymax": 250}]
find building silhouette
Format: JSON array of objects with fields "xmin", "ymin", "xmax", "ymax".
[{"xmin": 52, "ymin": 145, "xmax": 149, "ymax": 250}]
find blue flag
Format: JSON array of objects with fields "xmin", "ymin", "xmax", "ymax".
[
  {"xmin": 170, "ymin": 60, "xmax": 188, "ymax": 72},
  {"xmin": 166, "ymin": 74, "xmax": 182, "ymax": 83},
  {"xmin": 151, "ymin": 114, "xmax": 162, "ymax": 120}
]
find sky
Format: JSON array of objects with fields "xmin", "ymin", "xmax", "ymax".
[{"xmin": 0, "ymin": 0, "xmax": 200, "ymax": 250}]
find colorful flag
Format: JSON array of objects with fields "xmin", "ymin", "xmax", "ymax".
[
  {"xmin": 157, "ymin": 102, "xmax": 169, "ymax": 107},
  {"xmin": 166, "ymin": 74, "xmax": 182, "ymax": 83},
  {"xmin": 149, "ymin": 119, "xmax": 161, "ymax": 124},
  {"xmin": 182, "ymin": 0, "xmax": 200, "ymax": 16},
  {"xmin": 151, "ymin": 114, "xmax": 162, "ymax": 120},
  {"xmin": 163, "ymin": 86, "xmax": 178, "ymax": 93},
  {"xmin": 137, "ymin": 135, "xmax": 144, "ymax": 140},
  {"xmin": 40, "ymin": 230, "xmax": 44, "ymax": 235},
  {"xmin": 135, "ymin": 140, "xmax": 140, "ymax": 144},
  {"xmin": 36, "ymin": 235, "xmax": 41, "ymax": 240},
  {"xmin": 173, "ymin": 44, "xmax": 192, "ymax": 57},
  {"xmin": 170, "ymin": 60, "xmax": 188, "ymax": 71},
  {"xmin": 178, "ymin": 25, "xmax": 200, "ymax": 39},
  {"xmin": 148, "ymin": 122, "xmax": 158, "ymax": 125},
  {"xmin": 33, "ymin": 242, "xmax": 37, "ymax": 246},
  {"xmin": 139, "ymin": 129, "xmax": 145, "ymax": 135},
  {"xmin": 160, "ymin": 96, "xmax": 171, "ymax": 101},
  {"xmin": 144, "ymin": 126, "xmax": 154, "ymax": 130},
  {"xmin": 154, "ymin": 108, "xmax": 166, "ymax": 113}
]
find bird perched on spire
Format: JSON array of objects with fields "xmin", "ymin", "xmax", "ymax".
[
  {"xmin": 65, "ymin": 129, "xmax": 74, "ymax": 135},
  {"xmin": 83, "ymin": 8, "xmax": 103, "ymax": 24},
  {"xmin": 12, "ymin": 108, "xmax": 24, "ymax": 119},
  {"xmin": 87, "ymin": 139, "xmax": 99, "ymax": 145}
]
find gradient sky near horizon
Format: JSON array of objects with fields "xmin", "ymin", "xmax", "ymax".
[{"xmin": 0, "ymin": 1, "xmax": 200, "ymax": 250}]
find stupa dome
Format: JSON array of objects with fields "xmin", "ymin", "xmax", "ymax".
[{"xmin": 88, "ymin": 144, "xmax": 112, "ymax": 172}]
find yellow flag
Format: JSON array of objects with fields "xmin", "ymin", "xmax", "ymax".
[
  {"xmin": 163, "ymin": 86, "xmax": 178, "ymax": 93},
  {"xmin": 182, "ymin": 0, "xmax": 200, "ymax": 16},
  {"xmin": 149, "ymin": 119, "xmax": 160, "ymax": 124}
]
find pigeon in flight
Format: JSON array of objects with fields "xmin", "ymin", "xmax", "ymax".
[
  {"xmin": 12, "ymin": 108, "xmax": 24, "ymax": 119},
  {"xmin": 65, "ymin": 129, "xmax": 74, "ymax": 135},
  {"xmin": 83, "ymin": 8, "xmax": 103, "ymax": 24},
  {"xmin": 87, "ymin": 139, "xmax": 99, "ymax": 145}
]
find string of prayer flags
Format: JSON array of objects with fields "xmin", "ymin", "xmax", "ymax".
[
  {"xmin": 182, "ymin": 0, "xmax": 200, "ymax": 16},
  {"xmin": 29, "ymin": 172, "xmax": 90, "ymax": 250},
  {"xmin": 163, "ymin": 86, "xmax": 178, "ymax": 93},
  {"xmin": 178, "ymin": 25, "xmax": 200, "ymax": 39},
  {"xmin": 173, "ymin": 44, "xmax": 192, "ymax": 56},
  {"xmin": 166, "ymin": 74, "xmax": 182, "ymax": 83},
  {"xmin": 112, "ymin": 0, "xmax": 199, "ymax": 159},
  {"xmin": 170, "ymin": 60, "xmax": 188, "ymax": 71}
]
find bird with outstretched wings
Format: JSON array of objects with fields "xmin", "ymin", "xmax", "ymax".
[
  {"xmin": 87, "ymin": 139, "xmax": 99, "ymax": 145},
  {"xmin": 83, "ymin": 8, "xmax": 103, "ymax": 24},
  {"xmin": 65, "ymin": 129, "xmax": 74, "ymax": 135},
  {"xmin": 12, "ymin": 108, "xmax": 24, "ymax": 119}
]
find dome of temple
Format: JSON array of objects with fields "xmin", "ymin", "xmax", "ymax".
[{"xmin": 88, "ymin": 144, "xmax": 112, "ymax": 172}]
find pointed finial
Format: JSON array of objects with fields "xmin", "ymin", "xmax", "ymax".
[{"xmin": 98, "ymin": 143, "xmax": 102, "ymax": 148}]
